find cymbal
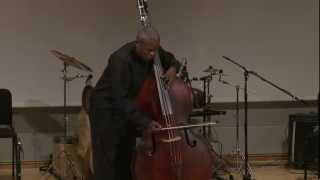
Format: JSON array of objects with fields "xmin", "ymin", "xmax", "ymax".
[
  {"xmin": 203, "ymin": 66, "xmax": 221, "ymax": 73},
  {"xmin": 51, "ymin": 50, "xmax": 93, "ymax": 72}
]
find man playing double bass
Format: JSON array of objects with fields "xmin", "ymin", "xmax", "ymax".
[{"xmin": 89, "ymin": 26, "xmax": 180, "ymax": 180}]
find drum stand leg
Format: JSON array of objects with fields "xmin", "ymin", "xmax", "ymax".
[
  {"xmin": 197, "ymin": 74, "xmax": 234, "ymax": 180},
  {"xmin": 230, "ymin": 86, "xmax": 255, "ymax": 179},
  {"xmin": 231, "ymin": 148, "xmax": 255, "ymax": 179},
  {"xmin": 39, "ymin": 64, "xmax": 84, "ymax": 180}
]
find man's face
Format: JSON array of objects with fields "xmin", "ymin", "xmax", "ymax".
[{"xmin": 136, "ymin": 40, "xmax": 160, "ymax": 61}]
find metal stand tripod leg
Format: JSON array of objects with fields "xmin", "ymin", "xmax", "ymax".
[
  {"xmin": 230, "ymin": 86, "xmax": 255, "ymax": 179},
  {"xmin": 199, "ymin": 74, "xmax": 233, "ymax": 179}
]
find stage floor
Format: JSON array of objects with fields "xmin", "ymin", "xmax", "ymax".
[{"xmin": 0, "ymin": 165, "xmax": 319, "ymax": 180}]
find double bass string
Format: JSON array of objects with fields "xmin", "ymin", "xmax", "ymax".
[
  {"xmin": 153, "ymin": 56, "xmax": 181, "ymax": 165},
  {"xmin": 153, "ymin": 59, "xmax": 175, "ymax": 160}
]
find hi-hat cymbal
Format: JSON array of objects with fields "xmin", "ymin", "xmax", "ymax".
[{"xmin": 51, "ymin": 50, "xmax": 93, "ymax": 72}]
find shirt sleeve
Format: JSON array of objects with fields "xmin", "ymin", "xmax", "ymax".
[
  {"xmin": 158, "ymin": 47, "xmax": 181, "ymax": 72},
  {"xmin": 107, "ymin": 54, "xmax": 150, "ymax": 129}
]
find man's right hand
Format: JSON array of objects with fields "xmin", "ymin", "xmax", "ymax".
[
  {"xmin": 147, "ymin": 121, "xmax": 162, "ymax": 132},
  {"xmin": 143, "ymin": 121, "xmax": 161, "ymax": 138}
]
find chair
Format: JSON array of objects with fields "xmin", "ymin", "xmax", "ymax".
[{"xmin": 0, "ymin": 89, "xmax": 20, "ymax": 180}]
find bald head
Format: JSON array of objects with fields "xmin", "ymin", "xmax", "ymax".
[
  {"xmin": 135, "ymin": 26, "xmax": 160, "ymax": 61},
  {"xmin": 136, "ymin": 26, "xmax": 160, "ymax": 45}
]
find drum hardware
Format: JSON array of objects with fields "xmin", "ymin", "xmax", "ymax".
[
  {"xmin": 177, "ymin": 60, "xmax": 233, "ymax": 179},
  {"xmin": 178, "ymin": 58, "xmax": 207, "ymax": 109},
  {"xmin": 178, "ymin": 57, "xmax": 188, "ymax": 81},
  {"xmin": 191, "ymin": 88, "xmax": 205, "ymax": 109},
  {"xmin": 61, "ymin": 73, "xmax": 92, "ymax": 82},
  {"xmin": 195, "ymin": 65, "xmax": 234, "ymax": 179},
  {"xmin": 180, "ymin": 62, "xmax": 225, "ymax": 136},
  {"xmin": 51, "ymin": 50, "xmax": 93, "ymax": 73},
  {"xmin": 217, "ymin": 73, "xmax": 255, "ymax": 178},
  {"xmin": 199, "ymin": 65, "xmax": 221, "ymax": 137},
  {"xmin": 222, "ymin": 56, "xmax": 307, "ymax": 180},
  {"xmin": 203, "ymin": 65, "xmax": 223, "ymax": 74},
  {"xmin": 51, "ymin": 50, "xmax": 92, "ymax": 140},
  {"xmin": 190, "ymin": 109, "xmax": 226, "ymax": 117},
  {"xmin": 41, "ymin": 50, "xmax": 93, "ymax": 180}
]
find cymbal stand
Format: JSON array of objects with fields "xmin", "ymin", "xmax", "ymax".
[
  {"xmin": 62, "ymin": 62, "xmax": 68, "ymax": 140},
  {"xmin": 179, "ymin": 58, "xmax": 194, "ymax": 91},
  {"xmin": 198, "ymin": 70, "xmax": 235, "ymax": 179},
  {"xmin": 218, "ymin": 76, "xmax": 255, "ymax": 178},
  {"xmin": 41, "ymin": 63, "xmax": 91, "ymax": 180},
  {"xmin": 201, "ymin": 68, "xmax": 222, "ymax": 138},
  {"xmin": 60, "ymin": 63, "xmax": 92, "ymax": 142},
  {"xmin": 60, "ymin": 63, "xmax": 75, "ymax": 142}
]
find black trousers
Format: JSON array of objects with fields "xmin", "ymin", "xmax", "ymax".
[{"xmin": 89, "ymin": 108, "xmax": 136, "ymax": 180}]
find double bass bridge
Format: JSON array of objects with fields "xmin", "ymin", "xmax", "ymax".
[{"xmin": 161, "ymin": 136, "xmax": 182, "ymax": 143}]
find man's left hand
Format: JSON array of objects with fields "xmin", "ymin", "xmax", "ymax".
[{"xmin": 162, "ymin": 66, "xmax": 177, "ymax": 86}]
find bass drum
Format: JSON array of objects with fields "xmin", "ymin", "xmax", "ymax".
[{"xmin": 192, "ymin": 88, "xmax": 205, "ymax": 108}]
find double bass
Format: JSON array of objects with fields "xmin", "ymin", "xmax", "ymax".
[{"xmin": 133, "ymin": 1, "xmax": 213, "ymax": 179}]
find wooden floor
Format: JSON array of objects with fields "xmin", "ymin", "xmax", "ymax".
[
  {"xmin": 231, "ymin": 166, "xmax": 318, "ymax": 180},
  {"xmin": 252, "ymin": 166, "xmax": 318, "ymax": 180},
  {"xmin": 0, "ymin": 165, "xmax": 319, "ymax": 180}
]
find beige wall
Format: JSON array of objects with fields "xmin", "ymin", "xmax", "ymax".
[
  {"xmin": 0, "ymin": 0, "xmax": 318, "ymax": 107},
  {"xmin": 0, "ymin": 102, "xmax": 317, "ymax": 162}
]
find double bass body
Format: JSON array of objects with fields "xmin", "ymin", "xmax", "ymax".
[{"xmin": 133, "ymin": 76, "xmax": 213, "ymax": 180}]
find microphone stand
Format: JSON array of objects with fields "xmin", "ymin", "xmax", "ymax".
[{"xmin": 222, "ymin": 56, "xmax": 308, "ymax": 180}]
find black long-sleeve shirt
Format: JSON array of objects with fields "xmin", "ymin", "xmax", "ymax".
[{"xmin": 91, "ymin": 41, "xmax": 180, "ymax": 129}]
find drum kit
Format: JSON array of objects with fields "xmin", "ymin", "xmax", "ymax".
[
  {"xmin": 43, "ymin": 50, "xmax": 308, "ymax": 180},
  {"xmin": 44, "ymin": 51, "xmax": 250, "ymax": 180},
  {"xmin": 180, "ymin": 56, "xmax": 307, "ymax": 180}
]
